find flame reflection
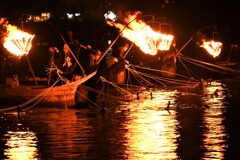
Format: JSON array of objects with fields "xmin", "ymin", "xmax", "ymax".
[
  {"xmin": 4, "ymin": 131, "xmax": 38, "ymax": 160},
  {"xmin": 122, "ymin": 90, "xmax": 179, "ymax": 159},
  {"xmin": 202, "ymin": 81, "xmax": 228, "ymax": 159}
]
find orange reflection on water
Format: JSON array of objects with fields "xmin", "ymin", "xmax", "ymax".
[
  {"xmin": 202, "ymin": 81, "xmax": 227, "ymax": 159},
  {"xmin": 4, "ymin": 131, "xmax": 38, "ymax": 160},
  {"xmin": 123, "ymin": 90, "xmax": 179, "ymax": 159}
]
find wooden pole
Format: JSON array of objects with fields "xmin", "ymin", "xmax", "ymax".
[
  {"xmin": 26, "ymin": 55, "xmax": 38, "ymax": 86},
  {"xmin": 60, "ymin": 35, "xmax": 86, "ymax": 75},
  {"xmin": 47, "ymin": 50, "xmax": 54, "ymax": 87},
  {"xmin": 96, "ymin": 33, "xmax": 122, "ymax": 65},
  {"xmin": 21, "ymin": 18, "xmax": 38, "ymax": 86},
  {"xmin": 174, "ymin": 26, "xmax": 217, "ymax": 58},
  {"xmin": 96, "ymin": 16, "xmax": 140, "ymax": 65},
  {"xmin": 123, "ymin": 42, "xmax": 134, "ymax": 58}
]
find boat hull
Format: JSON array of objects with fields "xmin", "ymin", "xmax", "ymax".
[{"xmin": 0, "ymin": 71, "xmax": 97, "ymax": 109}]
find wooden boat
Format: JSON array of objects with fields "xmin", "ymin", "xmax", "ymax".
[
  {"xmin": 0, "ymin": 21, "xmax": 148, "ymax": 111},
  {"xmin": 0, "ymin": 71, "xmax": 97, "ymax": 110}
]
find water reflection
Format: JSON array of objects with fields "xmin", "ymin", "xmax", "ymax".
[
  {"xmin": 0, "ymin": 79, "xmax": 237, "ymax": 159},
  {"xmin": 4, "ymin": 130, "xmax": 38, "ymax": 160},
  {"xmin": 202, "ymin": 81, "xmax": 228, "ymax": 159},
  {"xmin": 174, "ymin": 81, "xmax": 229, "ymax": 159},
  {"xmin": 25, "ymin": 108, "xmax": 95, "ymax": 159},
  {"xmin": 122, "ymin": 89, "xmax": 179, "ymax": 159},
  {"xmin": 175, "ymin": 91, "xmax": 204, "ymax": 160}
]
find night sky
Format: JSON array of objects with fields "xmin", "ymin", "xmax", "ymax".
[
  {"xmin": 1, "ymin": 0, "xmax": 239, "ymax": 43},
  {"xmin": 1, "ymin": 0, "xmax": 240, "ymax": 77}
]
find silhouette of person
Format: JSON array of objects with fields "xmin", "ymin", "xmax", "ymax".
[
  {"xmin": 107, "ymin": 43, "xmax": 129, "ymax": 83},
  {"xmin": 57, "ymin": 44, "xmax": 79, "ymax": 81},
  {"xmin": 65, "ymin": 30, "xmax": 80, "ymax": 57}
]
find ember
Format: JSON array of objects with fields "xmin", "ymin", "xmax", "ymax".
[{"xmin": 106, "ymin": 12, "xmax": 174, "ymax": 55}]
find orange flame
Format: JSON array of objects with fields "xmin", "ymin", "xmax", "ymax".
[
  {"xmin": 3, "ymin": 24, "xmax": 35, "ymax": 56},
  {"xmin": 106, "ymin": 13, "xmax": 174, "ymax": 55},
  {"xmin": 200, "ymin": 39, "xmax": 222, "ymax": 58}
]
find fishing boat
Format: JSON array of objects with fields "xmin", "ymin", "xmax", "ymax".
[
  {"xmin": 0, "ymin": 71, "xmax": 97, "ymax": 111},
  {"xmin": 0, "ymin": 15, "xmax": 140, "ymax": 111}
]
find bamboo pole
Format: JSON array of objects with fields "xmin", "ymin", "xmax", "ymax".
[
  {"xmin": 96, "ymin": 33, "xmax": 122, "ymax": 65},
  {"xmin": 20, "ymin": 19, "xmax": 38, "ymax": 86},
  {"xmin": 60, "ymin": 35, "xmax": 86, "ymax": 75},
  {"xmin": 26, "ymin": 55, "xmax": 38, "ymax": 86},
  {"xmin": 96, "ymin": 15, "xmax": 153, "ymax": 65},
  {"xmin": 96, "ymin": 17, "xmax": 139, "ymax": 65},
  {"xmin": 123, "ymin": 42, "xmax": 134, "ymax": 58},
  {"xmin": 174, "ymin": 26, "xmax": 217, "ymax": 58},
  {"xmin": 47, "ymin": 50, "xmax": 54, "ymax": 87}
]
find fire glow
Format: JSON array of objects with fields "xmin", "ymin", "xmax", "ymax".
[
  {"xmin": 200, "ymin": 39, "xmax": 222, "ymax": 58},
  {"xmin": 106, "ymin": 12, "xmax": 174, "ymax": 55},
  {"xmin": 3, "ymin": 24, "xmax": 35, "ymax": 56}
]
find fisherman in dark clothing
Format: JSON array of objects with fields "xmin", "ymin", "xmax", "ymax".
[
  {"xmin": 107, "ymin": 43, "xmax": 129, "ymax": 83},
  {"xmin": 56, "ymin": 44, "xmax": 80, "ymax": 81},
  {"xmin": 78, "ymin": 45, "xmax": 101, "ymax": 74},
  {"xmin": 79, "ymin": 45, "xmax": 103, "ymax": 105},
  {"xmin": 65, "ymin": 30, "xmax": 80, "ymax": 57}
]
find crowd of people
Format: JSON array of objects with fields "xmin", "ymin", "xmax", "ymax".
[
  {"xmin": 46, "ymin": 30, "xmax": 131, "ymax": 105},
  {"xmin": 48, "ymin": 30, "xmax": 130, "ymax": 87}
]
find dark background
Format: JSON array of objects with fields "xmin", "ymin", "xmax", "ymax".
[
  {"xmin": 0, "ymin": 0, "xmax": 240, "ymax": 78},
  {"xmin": 1, "ymin": 0, "xmax": 239, "ymax": 41}
]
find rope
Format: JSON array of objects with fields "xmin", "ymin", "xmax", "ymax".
[
  {"xmin": 180, "ymin": 54, "xmax": 240, "ymax": 75},
  {"xmin": 75, "ymin": 88, "xmax": 101, "ymax": 109},
  {"xmin": 177, "ymin": 57, "xmax": 201, "ymax": 79},
  {"xmin": 80, "ymin": 84, "xmax": 133, "ymax": 101},
  {"xmin": 127, "ymin": 67, "xmax": 163, "ymax": 86},
  {"xmin": 22, "ymin": 79, "xmax": 61, "ymax": 111},
  {"xmin": 133, "ymin": 69, "xmax": 193, "ymax": 86},
  {"xmin": 0, "ymin": 105, "xmax": 19, "ymax": 112},
  {"xmin": 127, "ymin": 66, "xmax": 155, "ymax": 87},
  {"xmin": 127, "ymin": 65, "xmax": 198, "ymax": 87},
  {"xmin": 180, "ymin": 56, "xmax": 226, "ymax": 74},
  {"xmin": 130, "ymin": 64, "xmax": 193, "ymax": 80},
  {"xmin": 0, "ymin": 78, "xmax": 61, "ymax": 112},
  {"xmin": 99, "ymin": 76, "xmax": 132, "ymax": 95}
]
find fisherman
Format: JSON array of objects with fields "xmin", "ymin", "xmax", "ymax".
[
  {"xmin": 56, "ymin": 43, "xmax": 86, "ymax": 82},
  {"xmin": 107, "ymin": 42, "xmax": 129, "ymax": 83},
  {"xmin": 47, "ymin": 46, "xmax": 61, "ymax": 85},
  {"xmin": 89, "ymin": 49, "xmax": 101, "ymax": 71},
  {"xmin": 77, "ymin": 44, "xmax": 102, "ymax": 73},
  {"xmin": 161, "ymin": 41, "xmax": 177, "ymax": 78},
  {"xmin": 65, "ymin": 30, "xmax": 80, "ymax": 57}
]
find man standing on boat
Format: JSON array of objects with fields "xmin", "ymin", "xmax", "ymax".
[
  {"xmin": 65, "ymin": 30, "xmax": 80, "ymax": 58},
  {"xmin": 107, "ymin": 42, "xmax": 129, "ymax": 83},
  {"xmin": 56, "ymin": 44, "xmax": 80, "ymax": 81}
]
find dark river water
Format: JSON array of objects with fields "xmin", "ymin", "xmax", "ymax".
[{"xmin": 0, "ymin": 78, "xmax": 239, "ymax": 160}]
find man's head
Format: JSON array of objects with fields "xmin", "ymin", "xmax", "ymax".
[
  {"xmin": 122, "ymin": 43, "xmax": 129, "ymax": 52},
  {"xmin": 95, "ymin": 50, "xmax": 101, "ymax": 61},
  {"xmin": 63, "ymin": 44, "xmax": 70, "ymax": 54},
  {"xmin": 66, "ymin": 30, "xmax": 73, "ymax": 38}
]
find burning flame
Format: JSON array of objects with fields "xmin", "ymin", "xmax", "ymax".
[
  {"xmin": 106, "ymin": 12, "xmax": 174, "ymax": 55},
  {"xmin": 200, "ymin": 39, "xmax": 222, "ymax": 58},
  {"xmin": 3, "ymin": 23, "xmax": 35, "ymax": 56}
]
